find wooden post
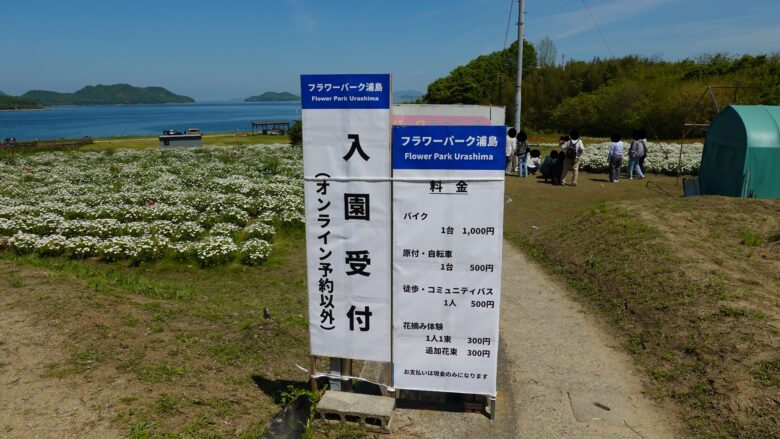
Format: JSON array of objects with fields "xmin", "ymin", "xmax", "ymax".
[{"xmin": 310, "ymin": 356, "xmax": 318, "ymax": 392}]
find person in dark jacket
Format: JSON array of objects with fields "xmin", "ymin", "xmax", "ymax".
[
  {"xmin": 515, "ymin": 131, "xmax": 529, "ymax": 177},
  {"xmin": 540, "ymin": 150, "xmax": 558, "ymax": 182}
]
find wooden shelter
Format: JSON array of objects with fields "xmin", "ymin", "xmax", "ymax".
[{"xmin": 251, "ymin": 120, "xmax": 290, "ymax": 135}]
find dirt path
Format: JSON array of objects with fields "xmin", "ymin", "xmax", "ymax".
[
  {"xmin": 0, "ymin": 264, "xmax": 121, "ymax": 439},
  {"xmin": 392, "ymin": 241, "xmax": 680, "ymax": 438},
  {"xmin": 499, "ymin": 240, "xmax": 679, "ymax": 438}
]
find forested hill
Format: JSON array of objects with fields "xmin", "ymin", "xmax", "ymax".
[
  {"xmin": 245, "ymin": 91, "xmax": 299, "ymax": 102},
  {"xmin": 0, "ymin": 95, "xmax": 43, "ymax": 110},
  {"xmin": 21, "ymin": 84, "xmax": 195, "ymax": 106},
  {"xmin": 424, "ymin": 43, "xmax": 780, "ymax": 138}
]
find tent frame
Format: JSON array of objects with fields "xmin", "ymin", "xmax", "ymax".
[{"xmin": 676, "ymin": 84, "xmax": 764, "ymax": 183}]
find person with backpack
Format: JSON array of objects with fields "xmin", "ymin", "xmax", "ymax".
[
  {"xmin": 638, "ymin": 128, "xmax": 649, "ymax": 174},
  {"xmin": 607, "ymin": 133, "xmax": 624, "ymax": 183},
  {"xmin": 627, "ymin": 129, "xmax": 646, "ymax": 180},
  {"xmin": 560, "ymin": 129, "xmax": 584, "ymax": 186},
  {"xmin": 505, "ymin": 127, "xmax": 517, "ymax": 175},
  {"xmin": 515, "ymin": 131, "xmax": 529, "ymax": 177}
]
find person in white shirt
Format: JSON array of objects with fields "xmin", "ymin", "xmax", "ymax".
[
  {"xmin": 527, "ymin": 149, "xmax": 542, "ymax": 175},
  {"xmin": 505, "ymin": 127, "xmax": 517, "ymax": 175}
]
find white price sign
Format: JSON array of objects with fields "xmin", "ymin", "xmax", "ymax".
[{"xmin": 392, "ymin": 125, "xmax": 505, "ymax": 396}]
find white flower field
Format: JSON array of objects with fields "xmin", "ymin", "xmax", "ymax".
[
  {"xmin": 0, "ymin": 140, "xmax": 702, "ymax": 267},
  {"xmin": 533, "ymin": 141, "xmax": 703, "ymax": 175},
  {"xmin": 0, "ymin": 145, "xmax": 304, "ymax": 266},
  {"xmin": 575, "ymin": 141, "xmax": 703, "ymax": 175}
]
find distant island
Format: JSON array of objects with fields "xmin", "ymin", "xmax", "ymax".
[
  {"xmin": 0, "ymin": 94, "xmax": 44, "ymax": 110},
  {"xmin": 20, "ymin": 84, "xmax": 195, "ymax": 106},
  {"xmin": 245, "ymin": 91, "xmax": 299, "ymax": 102}
]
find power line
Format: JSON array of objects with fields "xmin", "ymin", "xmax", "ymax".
[
  {"xmin": 503, "ymin": 0, "xmax": 515, "ymax": 50},
  {"xmin": 496, "ymin": 0, "xmax": 515, "ymax": 105},
  {"xmin": 581, "ymin": 0, "xmax": 615, "ymax": 58}
]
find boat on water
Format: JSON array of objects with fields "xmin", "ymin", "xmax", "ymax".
[{"xmin": 159, "ymin": 128, "xmax": 202, "ymax": 148}]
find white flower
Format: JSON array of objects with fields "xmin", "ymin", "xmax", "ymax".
[
  {"xmin": 194, "ymin": 236, "xmax": 238, "ymax": 267},
  {"xmin": 240, "ymin": 238, "xmax": 272, "ymax": 266},
  {"xmin": 245, "ymin": 222, "xmax": 276, "ymax": 241},
  {"xmin": 35, "ymin": 234, "xmax": 68, "ymax": 257},
  {"xmin": 9, "ymin": 232, "xmax": 39, "ymax": 254}
]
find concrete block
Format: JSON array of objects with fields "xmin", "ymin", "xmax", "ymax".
[{"xmin": 317, "ymin": 390, "xmax": 395, "ymax": 432}]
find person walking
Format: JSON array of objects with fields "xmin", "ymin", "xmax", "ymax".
[
  {"xmin": 638, "ymin": 128, "xmax": 649, "ymax": 175},
  {"xmin": 608, "ymin": 133, "xmax": 624, "ymax": 183},
  {"xmin": 627, "ymin": 130, "xmax": 646, "ymax": 180},
  {"xmin": 505, "ymin": 127, "xmax": 517, "ymax": 175},
  {"xmin": 560, "ymin": 129, "xmax": 584, "ymax": 186},
  {"xmin": 516, "ymin": 131, "xmax": 529, "ymax": 177}
]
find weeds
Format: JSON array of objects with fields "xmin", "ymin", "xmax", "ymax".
[
  {"xmin": 752, "ymin": 359, "xmax": 780, "ymax": 387},
  {"xmin": 740, "ymin": 229, "xmax": 764, "ymax": 246},
  {"xmin": 278, "ymin": 385, "xmax": 319, "ymax": 439},
  {"xmin": 128, "ymin": 420, "xmax": 156, "ymax": 439}
]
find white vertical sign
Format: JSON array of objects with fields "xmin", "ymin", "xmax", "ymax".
[
  {"xmin": 392, "ymin": 125, "xmax": 505, "ymax": 396},
  {"xmin": 302, "ymin": 74, "xmax": 392, "ymax": 362}
]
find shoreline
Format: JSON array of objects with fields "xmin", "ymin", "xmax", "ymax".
[{"xmin": 0, "ymin": 107, "xmax": 45, "ymax": 112}]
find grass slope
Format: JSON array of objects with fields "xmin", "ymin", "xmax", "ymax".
[
  {"xmin": 504, "ymin": 175, "xmax": 779, "ymax": 437},
  {"xmin": 0, "ymin": 226, "xmax": 309, "ymax": 437}
]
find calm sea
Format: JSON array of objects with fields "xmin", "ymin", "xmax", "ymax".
[{"xmin": 0, "ymin": 102, "xmax": 301, "ymax": 141}]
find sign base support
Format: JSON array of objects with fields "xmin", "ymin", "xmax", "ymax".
[
  {"xmin": 310, "ymin": 356, "xmax": 319, "ymax": 393},
  {"xmin": 329, "ymin": 357, "xmax": 342, "ymax": 391}
]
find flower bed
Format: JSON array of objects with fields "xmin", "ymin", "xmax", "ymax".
[
  {"xmin": 542, "ymin": 141, "xmax": 703, "ymax": 175},
  {"xmin": 0, "ymin": 145, "xmax": 303, "ymax": 266}
]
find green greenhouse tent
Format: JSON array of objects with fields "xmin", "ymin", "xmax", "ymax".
[{"xmin": 700, "ymin": 105, "xmax": 780, "ymax": 199}]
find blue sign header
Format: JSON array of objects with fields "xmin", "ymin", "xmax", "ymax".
[
  {"xmin": 393, "ymin": 125, "xmax": 506, "ymax": 171},
  {"xmin": 301, "ymin": 74, "xmax": 391, "ymax": 109}
]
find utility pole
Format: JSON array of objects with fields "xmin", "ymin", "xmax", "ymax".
[{"xmin": 515, "ymin": 0, "xmax": 525, "ymax": 131}]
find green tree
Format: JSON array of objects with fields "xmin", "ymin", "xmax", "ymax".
[
  {"xmin": 424, "ymin": 40, "xmax": 537, "ymax": 115},
  {"xmin": 425, "ymin": 48, "xmax": 780, "ymax": 138},
  {"xmin": 288, "ymin": 120, "xmax": 302, "ymax": 146}
]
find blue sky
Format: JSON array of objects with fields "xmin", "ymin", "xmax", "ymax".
[{"xmin": 1, "ymin": 0, "xmax": 778, "ymax": 101}]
